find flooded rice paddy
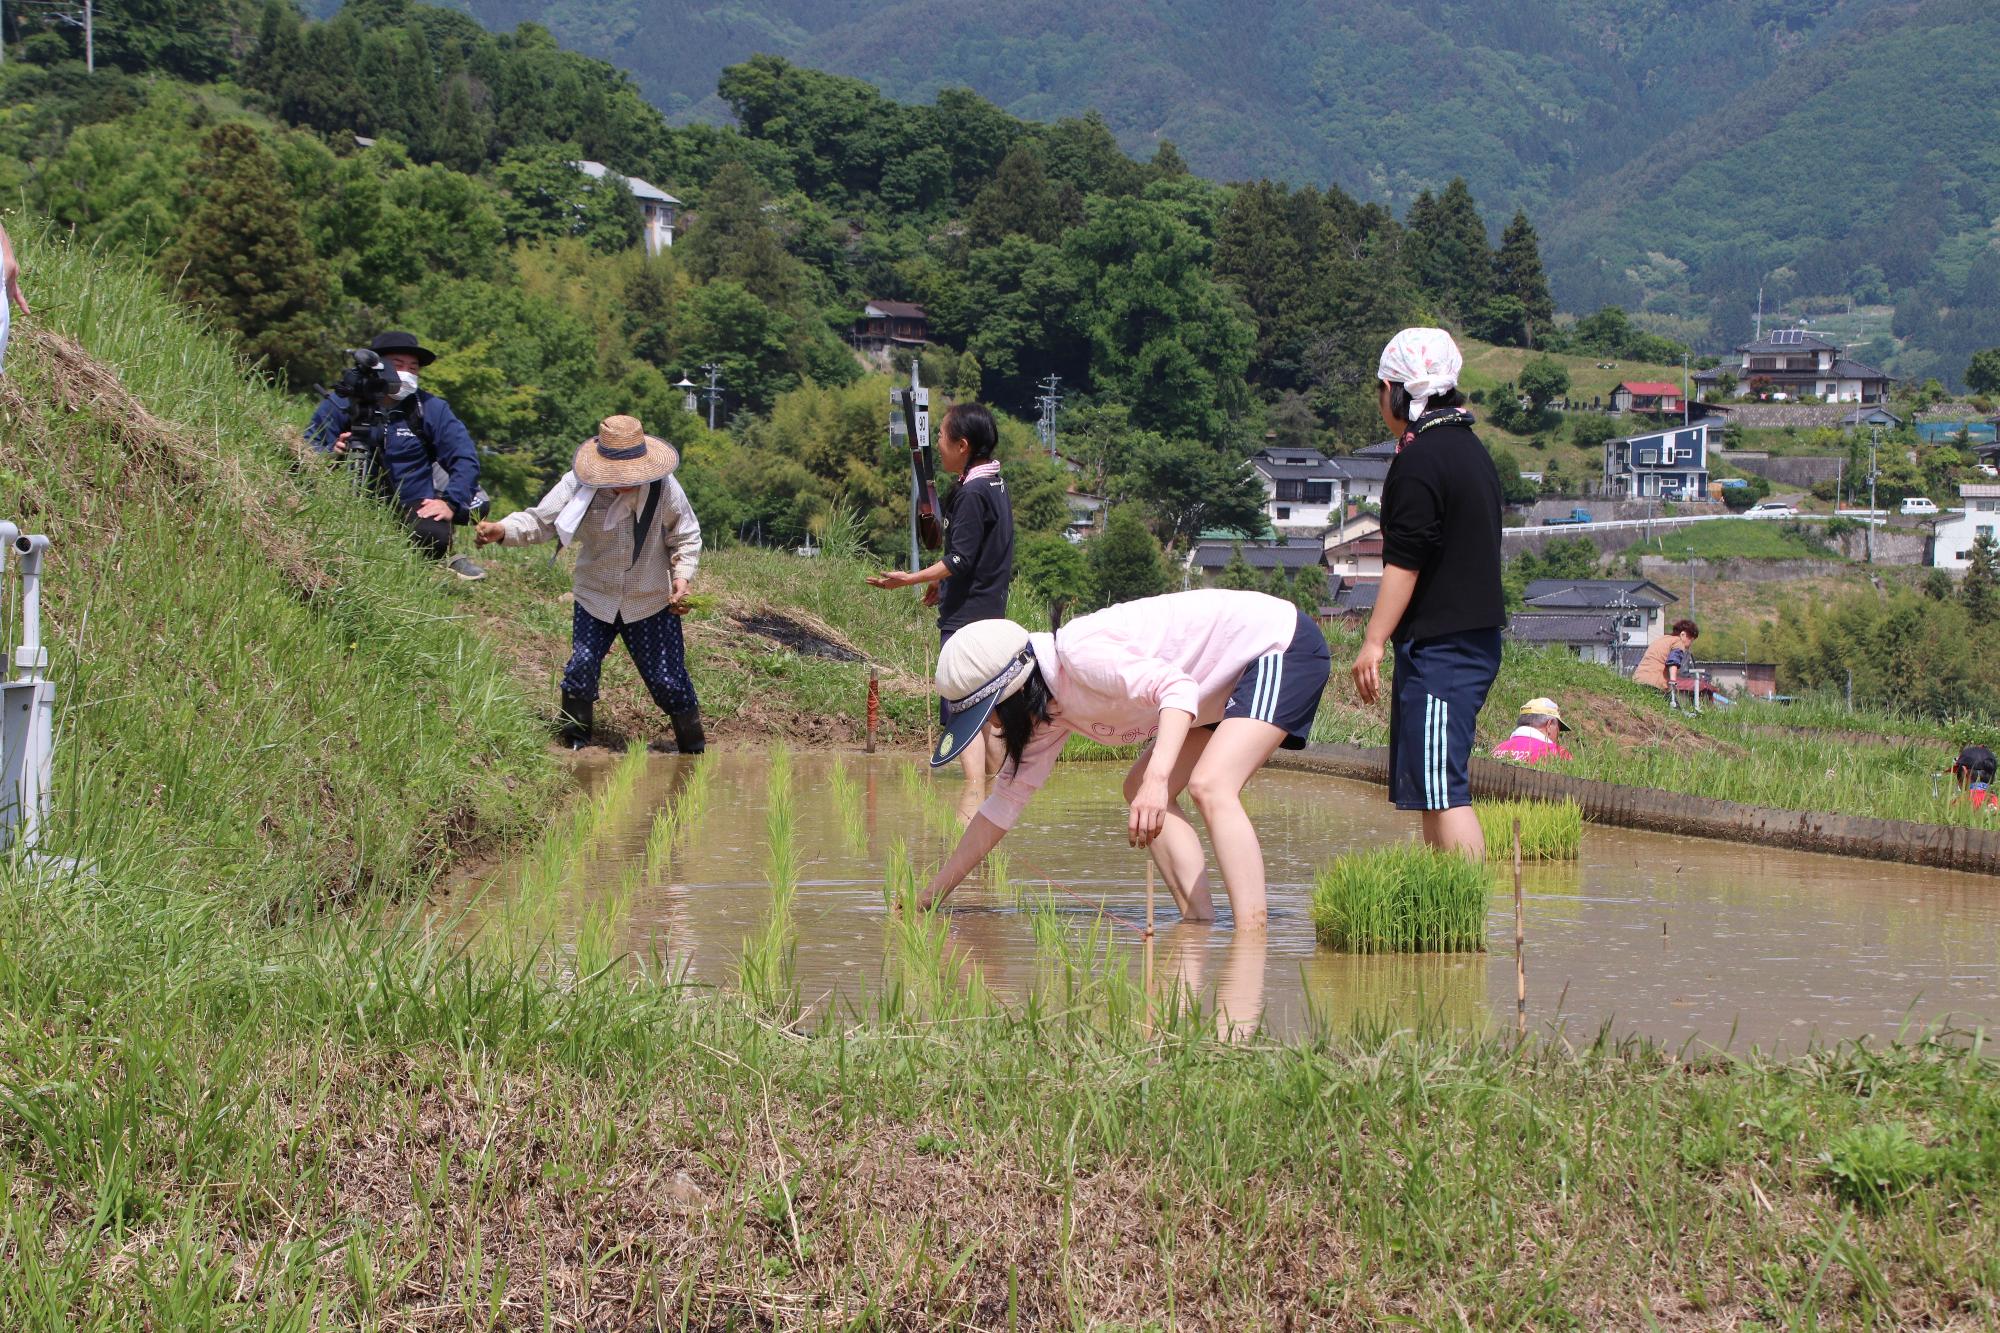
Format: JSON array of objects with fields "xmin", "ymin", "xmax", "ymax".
[{"xmin": 450, "ymin": 751, "xmax": 2000, "ymax": 1050}]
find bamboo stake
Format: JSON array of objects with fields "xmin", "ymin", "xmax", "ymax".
[
  {"xmin": 1142, "ymin": 858, "xmax": 1156, "ymax": 1039},
  {"xmin": 1144, "ymin": 858, "xmax": 1156, "ymax": 938},
  {"xmin": 1513, "ymin": 817, "xmax": 1526, "ymax": 1038}
]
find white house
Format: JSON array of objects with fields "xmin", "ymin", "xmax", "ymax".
[
  {"xmin": 1692, "ymin": 328, "xmax": 1892, "ymax": 404},
  {"xmin": 1249, "ymin": 449, "xmax": 1343, "ymax": 534},
  {"xmin": 571, "ymin": 160, "xmax": 681, "ymax": 255},
  {"xmin": 1932, "ymin": 485, "xmax": 2000, "ymax": 570},
  {"xmin": 1328, "ymin": 454, "xmax": 1391, "ymax": 505}
]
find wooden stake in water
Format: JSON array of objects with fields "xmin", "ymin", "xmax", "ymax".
[
  {"xmin": 1512, "ymin": 817, "xmax": 1526, "ymax": 1037},
  {"xmin": 1144, "ymin": 859, "xmax": 1156, "ymax": 938},
  {"xmin": 1142, "ymin": 858, "xmax": 1156, "ymax": 1037},
  {"xmin": 865, "ymin": 667, "xmax": 879, "ymax": 754}
]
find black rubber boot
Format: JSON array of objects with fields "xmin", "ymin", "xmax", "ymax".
[
  {"xmin": 559, "ymin": 692, "xmax": 594, "ymax": 750},
  {"xmin": 669, "ymin": 707, "xmax": 706, "ymax": 755}
]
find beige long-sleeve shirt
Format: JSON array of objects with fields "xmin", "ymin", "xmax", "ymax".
[{"xmin": 499, "ymin": 471, "xmax": 702, "ymax": 624}]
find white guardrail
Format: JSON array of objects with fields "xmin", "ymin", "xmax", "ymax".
[{"xmin": 1508, "ymin": 511, "xmax": 1896, "ymax": 537}]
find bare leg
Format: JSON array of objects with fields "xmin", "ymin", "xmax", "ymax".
[
  {"xmin": 1183, "ymin": 718, "xmax": 1289, "ymax": 929},
  {"xmin": 955, "ymin": 734, "xmax": 987, "ymax": 824},
  {"xmin": 1122, "ymin": 731, "xmax": 1215, "ymax": 921},
  {"xmin": 1421, "ymin": 807, "xmax": 1485, "ymax": 859}
]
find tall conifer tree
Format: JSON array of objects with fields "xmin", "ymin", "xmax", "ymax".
[
  {"xmin": 1495, "ymin": 209, "xmax": 1556, "ymax": 347},
  {"xmin": 166, "ymin": 123, "xmax": 332, "ymax": 388}
]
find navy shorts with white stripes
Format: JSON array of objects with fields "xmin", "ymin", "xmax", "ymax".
[
  {"xmin": 1389, "ymin": 627, "xmax": 1502, "ymax": 811},
  {"xmin": 1213, "ymin": 609, "xmax": 1331, "ymax": 749}
]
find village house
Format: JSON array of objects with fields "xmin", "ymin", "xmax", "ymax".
[
  {"xmin": 1520, "ymin": 578, "xmax": 1677, "ymax": 666},
  {"xmin": 1184, "ymin": 539, "xmax": 1325, "ymax": 586},
  {"xmin": 1932, "ymin": 484, "xmax": 2000, "ymax": 571},
  {"xmin": 1328, "ymin": 453, "xmax": 1392, "ymax": 505},
  {"xmin": 1692, "ymin": 328, "xmax": 1892, "ymax": 404},
  {"xmin": 1610, "ymin": 380, "xmax": 1683, "ymax": 415},
  {"xmin": 1324, "ymin": 532, "xmax": 1383, "ymax": 581},
  {"xmin": 1249, "ymin": 449, "xmax": 1344, "ymax": 534},
  {"xmin": 1602, "ymin": 420, "xmax": 1716, "ymax": 501},
  {"xmin": 853, "ymin": 300, "xmax": 930, "ymax": 356},
  {"xmin": 570, "ymin": 161, "xmax": 680, "ymax": 255}
]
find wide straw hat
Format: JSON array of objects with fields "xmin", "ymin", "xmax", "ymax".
[
  {"xmin": 932, "ymin": 619, "xmax": 1035, "ymax": 767},
  {"xmin": 574, "ymin": 415, "xmax": 679, "ymax": 488}
]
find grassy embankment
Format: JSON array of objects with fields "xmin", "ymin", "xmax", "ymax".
[{"xmin": 0, "ymin": 237, "xmax": 1995, "ymax": 1325}]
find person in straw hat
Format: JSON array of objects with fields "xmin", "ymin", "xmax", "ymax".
[
  {"xmin": 1491, "ymin": 697, "xmax": 1574, "ymax": 765},
  {"xmin": 476, "ymin": 415, "xmax": 705, "ymax": 753}
]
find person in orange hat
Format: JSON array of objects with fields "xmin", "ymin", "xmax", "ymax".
[{"xmin": 476, "ymin": 415, "xmax": 705, "ymax": 752}]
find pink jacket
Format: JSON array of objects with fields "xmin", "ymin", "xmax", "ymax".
[
  {"xmin": 980, "ymin": 590, "xmax": 1300, "ymax": 830},
  {"xmin": 1491, "ymin": 726, "xmax": 1572, "ymax": 764}
]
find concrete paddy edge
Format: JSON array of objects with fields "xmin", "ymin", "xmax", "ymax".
[{"xmin": 1270, "ymin": 743, "xmax": 2000, "ymax": 877}]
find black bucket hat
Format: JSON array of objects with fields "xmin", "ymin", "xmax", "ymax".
[{"xmin": 370, "ymin": 330, "xmax": 437, "ymax": 367}]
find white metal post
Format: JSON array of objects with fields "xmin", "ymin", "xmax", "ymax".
[{"xmin": 12, "ymin": 533, "xmax": 52, "ymax": 852}]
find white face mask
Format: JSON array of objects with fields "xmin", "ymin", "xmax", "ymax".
[{"xmin": 390, "ymin": 370, "xmax": 419, "ymax": 401}]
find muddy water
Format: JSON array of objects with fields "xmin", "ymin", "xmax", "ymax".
[{"xmin": 452, "ymin": 752, "xmax": 2000, "ymax": 1050}]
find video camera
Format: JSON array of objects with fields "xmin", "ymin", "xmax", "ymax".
[{"xmin": 329, "ymin": 348, "xmax": 402, "ymax": 492}]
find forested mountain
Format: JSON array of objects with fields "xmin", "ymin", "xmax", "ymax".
[{"xmin": 388, "ymin": 0, "xmax": 2000, "ymax": 377}]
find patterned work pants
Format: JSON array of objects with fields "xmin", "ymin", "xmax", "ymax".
[{"xmin": 560, "ymin": 604, "xmax": 698, "ymax": 711}]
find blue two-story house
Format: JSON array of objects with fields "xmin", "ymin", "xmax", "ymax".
[{"xmin": 1602, "ymin": 421, "xmax": 1715, "ymax": 501}]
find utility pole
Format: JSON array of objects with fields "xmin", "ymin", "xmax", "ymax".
[
  {"xmin": 700, "ymin": 363, "xmax": 722, "ymax": 432},
  {"xmin": 1866, "ymin": 427, "xmax": 1880, "ymax": 564},
  {"xmin": 1034, "ymin": 373, "xmax": 1062, "ymax": 459},
  {"xmin": 1681, "ymin": 352, "xmax": 1689, "ymax": 428},
  {"xmin": 83, "ymin": 0, "xmax": 90, "ymax": 73}
]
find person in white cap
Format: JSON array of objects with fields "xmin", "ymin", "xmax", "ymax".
[
  {"xmin": 920, "ymin": 588, "xmax": 1331, "ymax": 929},
  {"xmin": 1349, "ymin": 327, "xmax": 1505, "ymax": 856},
  {"xmin": 1491, "ymin": 697, "xmax": 1574, "ymax": 764},
  {"xmin": 0, "ymin": 220, "xmax": 27, "ymax": 376},
  {"xmin": 476, "ymin": 415, "xmax": 706, "ymax": 753}
]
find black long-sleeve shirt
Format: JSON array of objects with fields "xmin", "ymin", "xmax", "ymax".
[
  {"xmin": 1379, "ymin": 421, "xmax": 1505, "ymax": 643},
  {"xmin": 937, "ymin": 467, "xmax": 1014, "ymax": 635}
]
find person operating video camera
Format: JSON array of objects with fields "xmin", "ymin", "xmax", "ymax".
[{"xmin": 305, "ymin": 331, "xmax": 487, "ymax": 581}]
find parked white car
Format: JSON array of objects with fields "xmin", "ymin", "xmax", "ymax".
[
  {"xmin": 1900, "ymin": 496, "xmax": 1939, "ymax": 515},
  {"xmin": 1744, "ymin": 501, "xmax": 1798, "ymax": 519}
]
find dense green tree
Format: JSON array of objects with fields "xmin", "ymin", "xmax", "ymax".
[
  {"xmin": 1493, "ymin": 210, "xmax": 1555, "ymax": 347},
  {"xmin": 941, "ymin": 235, "xmax": 1090, "ymax": 413},
  {"xmin": 1014, "ymin": 532, "xmax": 1092, "ymax": 619},
  {"xmin": 1965, "ymin": 348, "xmax": 2000, "ymax": 396},
  {"xmin": 677, "ymin": 162, "xmax": 802, "ymax": 307},
  {"xmin": 1406, "ymin": 178, "xmax": 1492, "ymax": 320},
  {"xmin": 1111, "ymin": 434, "xmax": 1267, "ymax": 550},
  {"xmin": 673, "ymin": 280, "xmax": 798, "ymax": 418},
  {"xmin": 1064, "ymin": 195, "xmax": 1254, "ymax": 440},
  {"xmin": 1518, "ymin": 356, "xmax": 1570, "ymax": 416},
  {"xmin": 165, "ymin": 122, "xmax": 332, "ymax": 387},
  {"xmin": 1088, "ymin": 505, "xmax": 1170, "ymax": 608},
  {"xmin": 967, "ymin": 146, "xmax": 1062, "ymax": 247}
]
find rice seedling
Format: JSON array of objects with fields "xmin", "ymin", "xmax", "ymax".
[
  {"xmin": 738, "ymin": 749, "xmax": 801, "ymax": 1021},
  {"xmin": 897, "ymin": 757, "xmax": 962, "ymax": 842},
  {"xmin": 574, "ymin": 861, "xmax": 640, "ymax": 979},
  {"xmin": 828, "ymin": 756, "xmax": 867, "ymax": 853},
  {"xmin": 1312, "ymin": 845, "xmax": 1491, "ymax": 953},
  {"xmin": 1476, "ymin": 798, "xmax": 1583, "ymax": 860}
]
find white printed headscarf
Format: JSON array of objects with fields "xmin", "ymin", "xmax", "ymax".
[{"xmin": 1377, "ymin": 327, "xmax": 1463, "ymax": 423}]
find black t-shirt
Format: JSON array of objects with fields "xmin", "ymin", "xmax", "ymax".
[
  {"xmin": 1379, "ymin": 418, "xmax": 1505, "ymax": 643},
  {"xmin": 937, "ymin": 468, "xmax": 1015, "ymax": 634}
]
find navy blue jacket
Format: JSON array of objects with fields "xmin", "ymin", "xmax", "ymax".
[{"xmin": 305, "ymin": 390, "xmax": 480, "ymax": 518}]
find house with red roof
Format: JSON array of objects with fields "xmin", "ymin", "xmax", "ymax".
[{"xmin": 1610, "ymin": 380, "xmax": 1683, "ymax": 415}]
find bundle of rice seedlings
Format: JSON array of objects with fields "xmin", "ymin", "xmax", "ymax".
[
  {"xmin": 1312, "ymin": 845, "xmax": 1490, "ymax": 954},
  {"xmin": 1476, "ymin": 798, "xmax": 1583, "ymax": 861}
]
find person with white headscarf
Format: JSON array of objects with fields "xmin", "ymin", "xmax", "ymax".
[
  {"xmin": 0, "ymin": 221, "xmax": 27, "ymax": 376},
  {"xmin": 1349, "ymin": 327, "xmax": 1505, "ymax": 856}
]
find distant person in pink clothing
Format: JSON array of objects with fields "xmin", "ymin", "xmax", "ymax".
[
  {"xmin": 1491, "ymin": 697, "xmax": 1574, "ymax": 764},
  {"xmin": 916, "ymin": 589, "xmax": 1332, "ymax": 930}
]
